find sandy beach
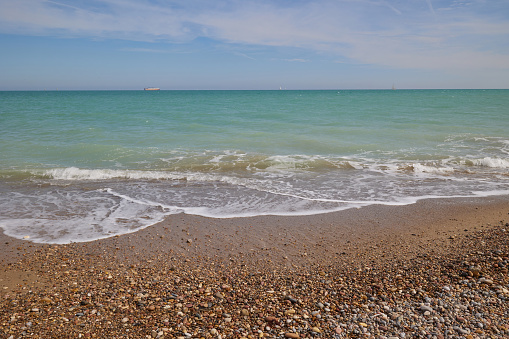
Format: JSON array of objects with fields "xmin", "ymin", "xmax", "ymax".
[{"xmin": 1, "ymin": 196, "xmax": 509, "ymax": 338}]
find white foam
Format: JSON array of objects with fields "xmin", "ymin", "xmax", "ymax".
[
  {"xmin": 471, "ymin": 157, "xmax": 509, "ymax": 168},
  {"xmin": 411, "ymin": 163, "xmax": 455, "ymax": 175},
  {"xmin": 43, "ymin": 167, "xmax": 186, "ymax": 181},
  {"xmin": 0, "ymin": 188, "xmax": 172, "ymax": 244},
  {"xmin": 102, "ymin": 188, "xmax": 183, "ymax": 213},
  {"xmin": 2, "ymin": 152, "xmax": 508, "ymax": 245},
  {"xmin": 40, "ymin": 167, "xmax": 270, "ymax": 188},
  {"xmin": 2, "ymin": 183, "xmax": 509, "ymax": 244}
]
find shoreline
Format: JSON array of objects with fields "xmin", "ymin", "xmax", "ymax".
[
  {"xmin": 2, "ymin": 195, "xmax": 508, "ymax": 264},
  {"xmin": 1, "ymin": 195, "xmax": 509, "ymax": 338}
]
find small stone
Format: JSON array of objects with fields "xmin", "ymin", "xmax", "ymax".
[
  {"xmin": 40, "ymin": 297, "xmax": 52, "ymax": 304},
  {"xmin": 284, "ymin": 309, "xmax": 296, "ymax": 315},
  {"xmin": 479, "ymin": 277, "xmax": 493, "ymax": 285},
  {"xmin": 419, "ymin": 305, "xmax": 433, "ymax": 313},
  {"xmin": 265, "ymin": 316, "xmax": 277, "ymax": 322},
  {"xmin": 287, "ymin": 297, "xmax": 298, "ymax": 304},
  {"xmin": 470, "ymin": 268, "xmax": 481, "ymax": 277},
  {"xmin": 241, "ymin": 309, "xmax": 249, "ymax": 316},
  {"xmin": 284, "ymin": 333, "xmax": 299, "ymax": 338},
  {"xmin": 311, "ymin": 327, "xmax": 321, "ymax": 333},
  {"xmin": 454, "ymin": 326, "xmax": 470, "ymax": 335},
  {"xmin": 456, "ymin": 316, "xmax": 466, "ymax": 323}
]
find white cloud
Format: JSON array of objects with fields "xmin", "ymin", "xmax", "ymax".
[{"xmin": 0, "ymin": 0, "xmax": 508, "ymax": 71}]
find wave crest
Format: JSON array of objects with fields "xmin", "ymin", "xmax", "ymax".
[
  {"xmin": 470, "ymin": 157, "xmax": 509, "ymax": 168},
  {"xmin": 43, "ymin": 167, "xmax": 186, "ymax": 181}
]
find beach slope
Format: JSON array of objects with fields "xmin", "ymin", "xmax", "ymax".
[{"xmin": 1, "ymin": 196, "xmax": 509, "ymax": 338}]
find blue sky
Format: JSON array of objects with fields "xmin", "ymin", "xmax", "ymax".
[{"xmin": 1, "ymin": 0, "xmax": 508, "ymax": 90}]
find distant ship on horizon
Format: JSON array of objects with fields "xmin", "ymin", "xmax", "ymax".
[{"xmin": 144, "ymin": 87, "xmax": 160, "ymax": 91}]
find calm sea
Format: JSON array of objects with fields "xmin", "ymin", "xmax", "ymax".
[{"xmin": 1, "ymin": 90, "xmax": 508, "ymax": 243}]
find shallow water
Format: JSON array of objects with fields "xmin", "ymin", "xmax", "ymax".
[{"xmin": 1, "ymin": 89, "xmax": 508, "ymax": 243}]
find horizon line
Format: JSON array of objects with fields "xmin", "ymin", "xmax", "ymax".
[{"xmin": 1, "ymin": 88, "xmax": 508, "ymax": 92}]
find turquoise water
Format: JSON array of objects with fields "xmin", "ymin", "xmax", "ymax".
[{"xmin": 1, "ymin": 90, "xmax": 508, "ymax": 243}]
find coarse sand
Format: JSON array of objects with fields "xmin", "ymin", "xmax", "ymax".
[{"xmin": 1, "ymin": 196, "xmax": 509, "ymax": 338}]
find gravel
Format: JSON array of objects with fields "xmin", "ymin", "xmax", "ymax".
[{"xmin": 1, "ymin": 218, "xmax": 508, "ymax": 338}]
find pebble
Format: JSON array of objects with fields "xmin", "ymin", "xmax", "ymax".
[
  {"xmin": 479, "ymin": 277, "xmax": 493, "ymax": 285},
  {"xmin": 40, "ymin": 296, "xmax": 52, "ymax": 303},
  {"xmin": 454, "ymin": 326, "xmax": 470, "ymax": 335},
  {"xmin": 419, "ymin": 305, "xmax": 433, "ymax": 313},
  {"xmin": 1, "ymin": 216, "xmax": 508, "ymax": 339}
]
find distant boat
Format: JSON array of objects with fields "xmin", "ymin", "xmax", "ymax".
[
  {"xmin": 144, "ymin": 87, "xmax": 160, "ymax": 91},
  {"xmin": 392, "ymin": 84, "xmax": 396, "ymax": 90}
]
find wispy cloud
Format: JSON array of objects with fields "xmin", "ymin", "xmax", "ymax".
[
  {"xmin": 233, "ymin": 52, "xmax": 256, "ymax": 60},
  {"xmin": 1, "ymin": 0, "xmax": 508, "ymax": 71},
  {"xmin": 425, "ymin": 0, "xmax": 437, "ymax": 19},
  {"xmin": 284, "ymin": 59, "xmax": 310, "ymax": 63}
]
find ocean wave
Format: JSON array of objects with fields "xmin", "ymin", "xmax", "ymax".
[
  {"xmin": 409, "ymin": 163, "xmax": 455, "ymax": 175},
  {"xmin": 15, "ymin": 151, "xmax": 509, "ymax": 186},
  {"xmin": 42, "ymin": 167, "xmax": 187, "ymax": 181},
  {"xmin": 28, "ymin": 162, "xmax": 506, "ymax": 185},
  {"xmin": 469, "ymin": 157, "xmax": 509, "ymax": 168}
]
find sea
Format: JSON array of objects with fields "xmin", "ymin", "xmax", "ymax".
[{"xmin": 1, "ymin": 89, "xmax": 508, "ymax": 244}]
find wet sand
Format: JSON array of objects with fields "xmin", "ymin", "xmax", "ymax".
[{"xmin": 1, "ymin": 196, "xmax": 509, "ymax": 338}]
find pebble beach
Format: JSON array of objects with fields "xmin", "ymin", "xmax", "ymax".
[{"xmin": 1, "ymin": 196, "xmax": 509, "ymax": 338}]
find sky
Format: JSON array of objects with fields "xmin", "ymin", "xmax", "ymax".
[{"xmin": 1, "ymin": 0, "xmax": 509, "ymax": 90}]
